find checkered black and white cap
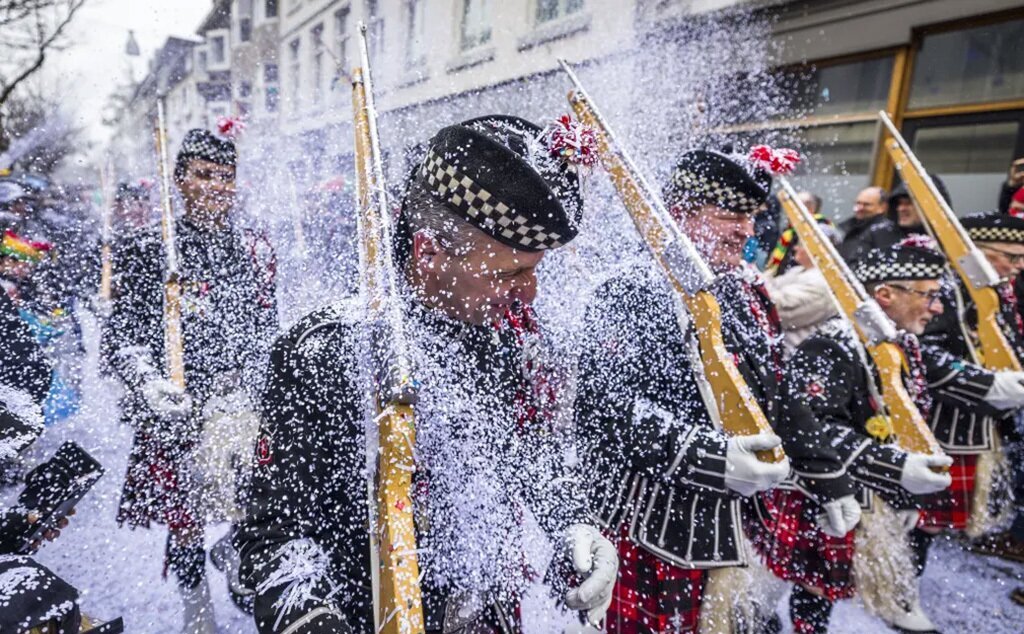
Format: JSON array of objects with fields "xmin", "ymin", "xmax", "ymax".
[
  {"xmin": 961, "ymin": 211, "xmax": 1024, "ymax": 245},
  {"xmin": 175, "ymin": 129, "xmax": 236, "ymax": 181},
  {"xmin": 853, "ymin": 238, "xmax": 946, "ymax": 284},
  {"xmin": 414, "ymin": 115, "xmax": 583, "ymax": 252},
  {"xmin": 663, "ymin": 149, "xmax": 772, "ymax": 214}
]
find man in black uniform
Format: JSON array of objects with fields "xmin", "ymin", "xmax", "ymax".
[
  {"xmin": 575, "ymin": 148, "xmax": 794, "ymax": 633},
  {"xmin": 106, "ymin": 128, "xmax": 277, "ymax": 633},
  {"xmin": 235, "ymin": 115, "xmax": 618, "ymax": 633}
]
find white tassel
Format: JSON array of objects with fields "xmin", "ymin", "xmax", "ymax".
[{"xmin": 853, "ymin": 494, "xmax": 917, "ymax": 624}]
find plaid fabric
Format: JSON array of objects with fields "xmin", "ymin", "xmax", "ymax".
[
  {"xmin": 917, "ymin": 453, "xmax": 978, "ymax": 530},
  {"xmin": 606, "ymin": 524, "xmax": 707, "ymax": 634},
  {"xmin": 117, "ymin": 431, "xmax": 198, "ymax": 534},
  {"xmin": 748, "ymin": 489, "xmax": 856, "ymax": 601}
]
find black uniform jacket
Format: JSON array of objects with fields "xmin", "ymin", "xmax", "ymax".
[
  {"xmin": 920, "ymin": 277, "xmax": 1017, "ymax": 452},
  {"xmin": 104, "ymin": 216, "xmax": 277, "ymax": 419},
  {"xmin": 788, "ymin": 318, "xmax": 994, "ymax": 506},
  {"xmin": 838, "ymin": 214, "xmax": 903, "ymax": 265},
  {"xmin": 576, "ymin": 266, "xmax": 845, "ymax": 566},
  {"xmin": 235, "ymin": 299, "xmax": 586, "ymax": 633},
  {"xmin": 0, "ymin": 291, "xmax": 51, "ymax": 460}
]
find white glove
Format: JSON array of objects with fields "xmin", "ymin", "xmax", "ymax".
[
  {"xmin": 899, "ymin": 452, "xmax": 953, "ymax": 495},
  {"xmin": 815, "ymin": 495, "xmax": 861, "ymax": 538},
  {"xmin": 564, "ymin": 524, "xmax": 617, "ymax": 628},
  {"xmin": 141, "ymin": 378, "xmax": 193, "ymax": 421},
  {"xmin": 89, "ymin": 293, "xmax": 113, "ymax": 319},
  {"xmin": 724, "ymin": 433, "xmax": 791, "ymax": 497},
  {"xmin": 985, "ymin": 371, "xmax": 1024, "ymax": 410}
]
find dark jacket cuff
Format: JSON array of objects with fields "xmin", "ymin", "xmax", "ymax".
[
  {"xmin": 666, "ymin": 426, "xmax": 730, "ymax": 494},
  {"xmin": 848, "ymin": 443, "xmax": 908, "ymax": 496}
]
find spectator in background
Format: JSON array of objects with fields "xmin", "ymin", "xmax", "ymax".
[
  {"xmin": 887, "ymin": 173, "xmax": 951, "ymax": 238},
  {"xmin": 838, "ymin": 186, "xmax": 899, "ymax": 263},
  {"xmin": 1008, "ymin": 186, "xmax": 1024, "ymax": 218},
  {"xmin": 765, "ymin": 214, "xmax": 841, "ymax": 353},
  {"xmin": 797, "ymin": 190, "xmax": 822, "ymax": 215},
  {"xmin": 999, "ymin": 157, "xmax": 1024, "ymax": 215}
]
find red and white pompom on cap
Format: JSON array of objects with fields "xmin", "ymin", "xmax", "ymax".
[
  {"xmin": 216, "ymin": 115, "xmax": 246, "ymax": 140},
  {"xmin": 748, "ymin": 145, "xmax": 801, "ymax": 175},
  {"xmin": 544, "ymin": 115, "xmax": 599, "ymax": 170}
]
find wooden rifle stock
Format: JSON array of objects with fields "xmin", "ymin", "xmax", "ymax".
[
  {"xmin": 98, "ymin": 163, "xmax": 113, "ymax": 301},
  {"xmin": 560, "ymin": 60, "xmax": 783, "ymax": 463},
  {"xmin": 777, "ymin": 180, "xmax": 944, "ymax": 457},
  {"xmin": 154, "ymin": 98, "xmax": 186, "ymax": 390},
  {"xmin": 879, "ymin": 111, "xmax": 1021, "ymax": 372},
  {"xmin": 352, "ymin": 23, "xmax": 425, "ymax": 634}
]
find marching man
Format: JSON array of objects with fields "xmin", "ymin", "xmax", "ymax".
[
  {"xmin": 235, "ymin": 115, "xmax": 618, "ymax": 633},
  {"xmin": 106, "ymin": 126, "xmax": 277, "ymax": 633}
]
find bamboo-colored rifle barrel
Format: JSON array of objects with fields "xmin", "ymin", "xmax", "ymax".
[
  {"xmin": 352, "ymin": 24, "xmax": 425, "ymax": 634},
  {"xmin": 878, "ymin": 111, "xmax": 1021, "ymax": 372},
  {"xmin": 154, "ymin": 98, "xmax": 186, "ymax": 389},
  {"xmin": 561, "ymin": 61, "xmax": 784, "ymax": 463},
  {"xmin": 777, "ymin": 180, "xmax": 944, "ymax": 458}
]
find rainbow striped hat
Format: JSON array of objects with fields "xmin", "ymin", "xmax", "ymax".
[{"xmin": 1, "ymin": 229, "xmax": 52, "ymax": 263}]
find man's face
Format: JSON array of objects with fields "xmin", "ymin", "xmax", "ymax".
[
  {"xmin": 979, "ymin": 241, "xmax": 1024, "ymax": 280},
  {"xmin": 874, "ymin": 278, "xmax": 943, "ymax": 334},
  {"xmin": 115, "ymin": 198, "xmax": 152, "ymax": 229},
  {"xmin": 797, "ymin": 192, "xmax": 819, "ymax": 215},
  {"xmin": 678, "ymin": 204, "xmax": 754, "ymax": 273},
  {"xmin": 895, "ymin": 196, "xmax": 922, "ymax": 229},
  {"xmin": 853, "ymin": 188, "xmax": 886, "ymax": 220},
  {"xmin": 177, "ymin": 158, "xmax": 235, "ymax": 221},
  {"xmin": 412, "ymin": 228, "xmax": 545, "ymax": 326}
]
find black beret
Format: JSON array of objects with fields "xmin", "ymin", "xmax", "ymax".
[
  {"xmin": 853, "ymin": 237, "xmax": 946, "ymax": 285},
  {"xmin": 961, "ymin": 211, "xmax": 1024, "ymax": 245},
  {"xmin": 664, "ymin": 149, "xmax": 772, "ymax": 214},
  {"xmin": 416, "ymin": 115, "xmax": 583, "ymax": 251},
  {"xmin": 175, "ymin": 129, "xmax": 237, "ymax": 180}
]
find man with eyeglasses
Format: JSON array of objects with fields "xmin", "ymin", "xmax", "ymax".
[
  {"xmin": 917, "ymin": 212, "xmax": 1024, "ymax": 606},
  {"xmin": 105, "ymin": 127, "xmax": 278, "ymax": 633}
]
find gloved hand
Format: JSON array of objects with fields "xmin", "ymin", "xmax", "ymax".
[
  {"xmin": 724, "ymin": 433, "xmax": 791, "ymax": 497},
  {"xmin": 985, "ymin": 371, "xmax": 1024, "ymax": 410},
  {"xmin": 141, "ymin": 378, "xmax": 192, "ymax": 421},
  {"xmin": 899, "ymin": 452, "xmax": 952, "ymax": 495},
  {"xmin": 564, "ymin": 524, "xmax": 617, "ymax": 628},
  {"xmin": 815, "ymin": 494, "xmax": 861, "ymax": 538}
]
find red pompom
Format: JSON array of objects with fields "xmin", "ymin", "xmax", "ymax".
[
  {"xmin": 544, "ymin": 115, "xmax": 598, "ymax": 169},
  {"xmin": 899, "ymin": 234, "xmax": 938, "ymax": 251},
  {"xmin": 216, "ymin": 115, "xmax": 246, "ymax": 139},
  {"xmin": 748, "ymin": 145, "xmax": 801, "ymax": 175}
]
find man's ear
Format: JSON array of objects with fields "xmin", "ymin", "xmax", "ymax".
[
  {"xmin": 412, "ymin": 231, "xmax": 441, "ymax": 270},
  {"xmin": 873, "ymin": 285, "xmax": 892, "ymax": 308}
]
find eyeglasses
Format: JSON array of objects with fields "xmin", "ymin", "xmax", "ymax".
[
  {"xmin": 884, "ymin": 283, "xmax": 943, "ymax": 308},
  {"xmin": 981, "ymin": 244, "xmax": 1024, "ymax": 265}
]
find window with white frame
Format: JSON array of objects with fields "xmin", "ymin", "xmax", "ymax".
[
  {"xmin": 207, "ymin": 29, "xmax": 230, "ymax": 69},
  {"xmin": 535, "ymin": 0, "xmax": 583, "ymax": 23},
  {"xmin": 264, "ymin": 62, "xmax": 279, "ymax": 112},
  {"xmin": 366, "ymin": 0, "xmax": 384, "ymax": 64},
  {"xmin": 406, "ymin": 0, "xmax": 427, "ymax": 68},
  {"xmin": 196, "ymin": 47, "xmax": 208, "ymax": 73},
  {"xmin": 238, "ymin": 0, "xmax": 253, "ymax": 42},
  {"xmin": 264, "ymin": 0, "xmax": 277, "ymax": 19},
  {"xmin": 334, "ymin": 7, "xmax": 351, "ymax": 98},
  {"xmin": 311, "ymin": 23, "xmax": 325, "ymax": 105},
  {"xmin": 288, "ymin": 38, "xmax": 301, "ymax": 109},
  {"xmin": 460, "ymin": 0, "xmax": 491, "ymax": 50}
]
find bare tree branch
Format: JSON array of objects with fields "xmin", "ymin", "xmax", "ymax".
[{"xmin": 0, "ymin": 0, "xmax": 86, "ymax": 107}]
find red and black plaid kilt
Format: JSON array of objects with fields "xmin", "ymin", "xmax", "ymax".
[
  {"xmin": 917, "ymin": 453, "xmax": 978, "ymax": 531},
  {"xmin": 605, "ymin": 524, "xmax": 706, "ymax": 634},
  {"xmin": 117, "ymin": 431, "xmax": 198, "ymax": 533},
  {"xmin": 748, "ymin": 489, "xmax": 856, "ymax": 601}
]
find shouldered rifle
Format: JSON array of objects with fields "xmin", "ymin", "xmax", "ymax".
[
  {"xmin": 559, "ymin": 59, "xmax": 784, "ymax": 463},
  {"xmin": 777, "ymin": 179, "xmax": 945, "ymax": 458},
  {"xmin": 154, "ymin": 98, "xmax": 186, "ymax": 389},
  {"xmin": 879, "ymin": 111, "xmax": 1021, "ymax": 371},
  {"xmin": 352, "ymin": 22, "xmax": 425, "ymax": 634},
  {"xmin": 98, "ymin": 161, "xmax": 113, "ymax": 301}
]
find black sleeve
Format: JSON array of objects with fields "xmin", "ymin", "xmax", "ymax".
[
  {"xmin": 786, "ymin": 337, "xmax": 907, "ymax": 500},
  {"xmin": 575, "ymin": 276, "xmax": 732, "ymax": 496},
  {"xmin": 920, "ymin": 345, "xmax": 995, "ymax": 411},
  {"xmin": 0, "ymin": 292, "xmax": 51, "ymax": 404},
  {"xmin": 234, "ymin": 319, "xmax": 371, "ymax": 633},
  {"xmin": 103, "ymin": 233, "xmax": 164, "ymax": 380}
]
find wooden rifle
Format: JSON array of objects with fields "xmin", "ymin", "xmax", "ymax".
[
  {"xmin": 776, "ymin": 179, "xmax": 945, "ymax": 457},
  {"xmin": 352, "ymin": 23, "xmax": 425, "ymax": 634},
  {"xmin": 154, "ymin": 98, "xmax": 186, "ymax": 389},
  {"xmin": 98, "ymin": 160, "xmax": 113, "ymax": 301},
  {"xmin": 879, "ymin": 111, "xmax": 1021, "ymax": 371},
  {"xmin": 559, "ymin": 59, "xmax": 784, "ymax": 463}
]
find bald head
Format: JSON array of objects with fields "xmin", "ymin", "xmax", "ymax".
[{"xmin": 853, "ymin": 187, "xmax": 887, "ymax": 221}]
